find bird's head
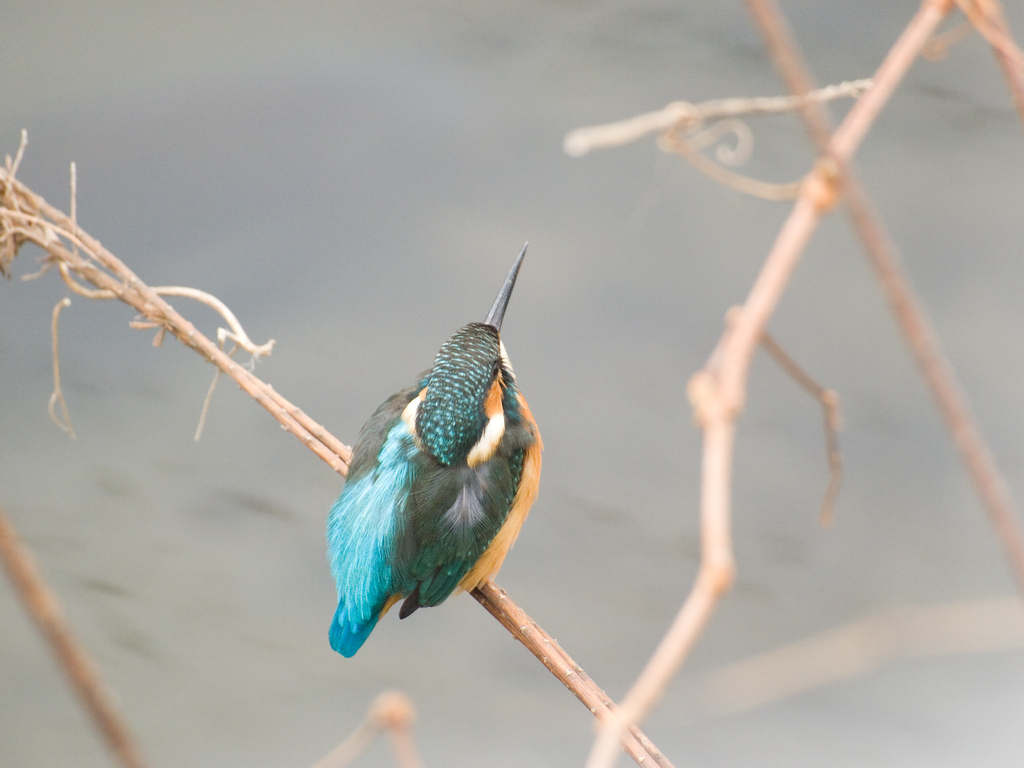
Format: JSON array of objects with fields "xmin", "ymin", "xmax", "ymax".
[{"xmin": 404, "ymin": 244, "xmax": 527, "ymax": 467}]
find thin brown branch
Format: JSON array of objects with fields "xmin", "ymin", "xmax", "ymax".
[
  {"xmin": 0, "ymin": 503, "xmax": 151, "ymax": 768},
  {"xmin": 0, "ymin": 130, "xmax": 29, "ymax": 277},
  {"xmin": 831, "ymin": 5, "xmax": 953, "ymax": 158},
  {"xmin": 586, "ymin": 181, "xmax": 813, "ymax": 768},
  {"xmin": 0, "ymin": 170, "xmax": 351, "ymax": 474},
  {"xmin": 958, "ymin": 0, "xmax": 1024, "ymax": 131},
  {"xmin": 587, "ymin": 196, "xmax": 825, "ymax": 768},
  {"xmin": 854, "ymin": 207, "xmax": 1024, "ymax": 590},
  {"xmin": 587, "ymin": 4, "xmax": 952, "ymax": 766},
  {"xmin": 9, "ymin": 129, "xmax": 28, "ymax": 177},
  {"xmin": 563, "ymin": 79, "xmax": 872, "ymax": 157},
  {"xmin": 195, "ymin": 351, "xmax": 231, "ymax": 442},
  {"xmin": 150, "ymin": 285, "xmax": 275, "ymax": 360},
  {"xmin": 658, "ymin": 128, "xmax": 802, "ymax": 201},
  {"xmin": 310, "ymin": 691, "xmax": 423, "ymax": 768},
  {"xmin": 53, "ymin": 252, "xmax": 274, "ymax": 359},
  {"xmin": 1, "ymin": 147, "xmax": 674, "ymax": 768},
  {"xmin": 471, "ymin": 581, "xmax": 674, "ymax": 768},
  {"xmin": 743, "ymin": 0, "xmax": 1024, "ymax": 594},
  {"xmin": 758, "ymin": 329, "xmax": 844, "ymax": 526},
  {"xmin": 590, "ymin": 191, "xmax": 835, "ymax": 768},
  {"xmin": 565, "ymin": 80, "xmax": 871, "ymax": 200},
  {"xmin": 51, "ymin": 233, "xmax": 272, "ymax": 440},
  {"xmin": 742, "ymin": 0, "xmax": 835, "ymax": 143},
  {"xmin": 59, "ymin": 260, "xmax": 115, "ymax": 298}
]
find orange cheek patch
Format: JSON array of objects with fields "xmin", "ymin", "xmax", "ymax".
[
  {"xmin": 466, "ymin": 377, "xmax": 506, "ymax": 468},
  {"xmin": 483, "ymin": 376, "xmax": 503, "ymax": 418}
]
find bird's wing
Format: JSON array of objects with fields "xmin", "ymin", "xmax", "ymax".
[
  {"xmin": 326, "ymin": 384, "xmax": 422, "ymax": 655},
  {"xmin": 393, "ymin": 445, "xmax": 525, "ymax": 607}
]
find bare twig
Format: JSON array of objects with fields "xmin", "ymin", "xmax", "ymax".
[
  {"xmin": 50, "ymin": 263, "xmax": 275, "ymax": 360},
  {"xmin": 0, "ymin": 503, "xmax": 150, "ymax": 768},
  {"xmin": 586, "ymin": 4, "xmax": 953, "ymax": 766},
  {"xmin": 7, "ymin": 129, "xmax": 28, "ymax": 180},
  {"xmin": 471, "ymin": 582, "xmax": 674, "ymax": 768},
  {"xmin": 757, "ymin": 328, "xmax": 843, "ymax": 525},
  {"xmin": 47, "ymin": 297, "xmax": 75, "ymax": 438},
  {"xmin": 53, "ymin": 252, "xmax": 272, "ymax": 439},
  {"xmin": 310, "ymin": 691, "xmax": 423, "ymax": 768},
  {"xmin": 150, "ymin": 285, "xmax": 275, "ymax": 361},
  {"xmin": 566, "ymin": 81, "xmax": 870, "ymax": 199},
  {"xmin": 0, "ymin": 130, "xmax": 29, "ymax": 277},
  {"xmin": 195, "ymin": 353, "xmax": 230, "ymax": 441},
  {"xmin": 0, "ymin": 168, "xmax": 349, "ymax": 473},
  {"xmin": 563, "ymin": 79, "xmax": 872, "ymax": 157},
  {"xmin": 957, "ymin": 0, "xmax": 1024, "ymax": 131},
  {"xmin": 742, "ymin": 0, "xmax": 1024, "ymax": 593},
  {"xmin": 59, "ymin": 260, "xmax": 113, "ymax": 298}
]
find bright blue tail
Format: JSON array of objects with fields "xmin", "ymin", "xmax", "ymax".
[{"xmin": 329, "ymin": 601, "xmax": 379, "ymax": 657}]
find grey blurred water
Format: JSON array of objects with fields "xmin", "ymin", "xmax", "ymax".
[{"xmin": 2, "ymin": 2, "xmax": 1024, "ymax": 766}]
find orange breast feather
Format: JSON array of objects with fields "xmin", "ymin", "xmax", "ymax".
[{"xmin": 460, "ymin": 393, "xmax": 542, "ymax": 591}]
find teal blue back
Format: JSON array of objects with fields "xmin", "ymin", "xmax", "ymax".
[{"xmin": 326, "ymin": 390, "xmax": 420, "ymax": 657}]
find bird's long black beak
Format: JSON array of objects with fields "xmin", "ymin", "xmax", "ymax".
[{"xmin": 484, "ymin": 242, "xmax": 528, "ymax": 333}]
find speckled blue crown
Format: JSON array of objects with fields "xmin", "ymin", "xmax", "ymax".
[{"xmin": 416, "ymin": 323, "xmax": 501, "ymax": 466}]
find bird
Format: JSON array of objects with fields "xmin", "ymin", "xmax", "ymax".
[{"xmin": 326, "ymin": 244, "xmax": 542, "ymax": 657}]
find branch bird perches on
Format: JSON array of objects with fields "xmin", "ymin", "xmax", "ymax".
[{"xmin": 0, "ymin": 135, "xmax": 672, "ymax": 768}]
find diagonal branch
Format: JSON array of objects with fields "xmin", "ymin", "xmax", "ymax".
[
  {"xmin": 955, "ymin": 0, "xmax": 1024, "ymax": 129},
  {"xmin": 0, "ymin": 169, "xmax": 351, "ymax": 476},
  {"xmin": 563, "ymin": 79, "xmax": 873, "ymax": 201},
  {"xmin": 757, "ymin": 328, "xmax": 844, "ymax": 526},
  {"xmin": 0, "ymin": 503, "xmax": 150, "ymax": 768},
  {"xmin": 563, "ymin": 79, "xmax": 872, "ymax": 157},
  {"xmin": 742, "ymin": 0, "xmax": 1024, "ymax": 595},
  {"xmin": 584, "ymin": 2, "xmax": 955, "ymax": 766},
  {"xmin": 471, "ymin": 582, "xmax": 675, "ymax": 768},
  {"xmin": 1, "ymin": 151, "xmax": 670, "ymax": 767}
]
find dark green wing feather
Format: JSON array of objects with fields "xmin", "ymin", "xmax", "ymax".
[{"xmin": 390, "ymin": 441, "xmax": 525, "ymax": 609}]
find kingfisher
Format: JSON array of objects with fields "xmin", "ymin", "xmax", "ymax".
[{"xmin": 326, "ymin": 244, "xmax": 542, "ymax": 657}]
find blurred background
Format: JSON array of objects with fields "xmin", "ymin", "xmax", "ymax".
[{"xmin": 2, "ymin": 2, "xmax": 1024, "ymax": 766}]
